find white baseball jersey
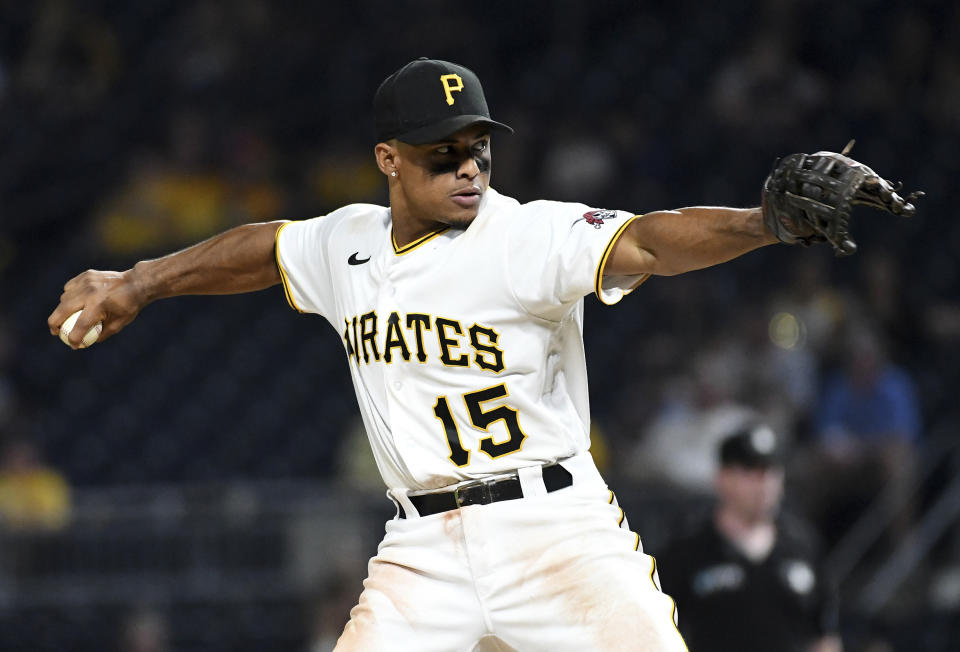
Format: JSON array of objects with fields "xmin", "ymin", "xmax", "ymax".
[{"xmin": 275, "ymin": 188, "xmax": 647, "ymax": 492}]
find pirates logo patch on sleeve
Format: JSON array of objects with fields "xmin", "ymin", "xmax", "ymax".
[{"xmin": 578, "ymin": 209, "xmax": 618, "ymax": 229}]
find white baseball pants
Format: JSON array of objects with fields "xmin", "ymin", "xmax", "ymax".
[{"xmin": 335, "ymin": 453, "xmax": 688, "ymax": 652}]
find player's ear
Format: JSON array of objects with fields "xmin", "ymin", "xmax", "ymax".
[{"xmin": 375, "ymin": 140, "xmax": 399, "ymax": 178}]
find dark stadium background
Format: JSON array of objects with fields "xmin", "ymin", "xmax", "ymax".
[{"xmin": 1, "ymin": 1, "xmax": 958, "ymax": 650}]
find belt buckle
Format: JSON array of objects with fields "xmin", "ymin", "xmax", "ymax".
[
  {"xmin": 454, "ymin": 479, "xmax": 492, "ymax": 508},
  {"xmin": 454, "ymin": 472, "xmax": 515, "ymax": 508}
]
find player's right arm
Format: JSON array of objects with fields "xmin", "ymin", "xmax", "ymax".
[{"xmin": 48, "ymin": 220, "xmax": 287, "ymax": 348}]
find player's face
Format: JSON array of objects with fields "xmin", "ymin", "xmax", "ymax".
[
  {"xmin": 394, "ymin": 124, "xmax": 492, "ymax": 229},
  {"xmin": 716, "ymin": 465, "xmax": 784, "ymax": 523}
]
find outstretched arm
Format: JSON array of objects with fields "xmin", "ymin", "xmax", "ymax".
[
  {"xmin": 605, "ymin": 207, "xmax": 777, "ymax": 277},
  {"xmin": 48, "ymin": 220, "xmax": 287, "ymax": 348}
]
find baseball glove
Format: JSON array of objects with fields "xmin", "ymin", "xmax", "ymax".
[{"xmin": 762, "ymin": 141, "xmax": 923, "ymax": 256}]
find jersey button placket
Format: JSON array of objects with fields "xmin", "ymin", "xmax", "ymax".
[{"xmin": 380, "ymin": 266, "xmax": 409, "ymax": 447}]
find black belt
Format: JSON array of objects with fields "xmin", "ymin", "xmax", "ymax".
[{"xmin": 400, "ymin": 463, "xmax": 573, "ymax": 518}]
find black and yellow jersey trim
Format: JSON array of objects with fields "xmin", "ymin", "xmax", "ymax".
[
  {"xmin": 392, "ymin": 226, "xmax": 450, "ymax": 255},
  {"xmin": 650, "ymin": 556, "xmax": 686, "ymax": 644},
  {"xmin": 609, "ymin": 490, "xmax": 628, "ymax": 528},
  {"xmin": 274, "ymin": 221, "xmax": 305, "ymax": 313},
  {"xmin": 593, "ymin": 214, "xmax": 652, "ymax": 305},
  {"xmin": 609, "ymin": 489, "xmax": 686, "ymax": 647}
]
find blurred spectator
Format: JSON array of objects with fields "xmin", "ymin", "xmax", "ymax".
[
  {"xmin": 817, "ymin": 326, "xmax": 920, "ymax": 460},
  {"xmin": 0, "ymin": 437, "xmax": 70, "ymax": 531},
  {"xmin": 796, "ymin": 326, "xmax": 921, "ymax": 547},
  {"xmin": 628, "ymin": 340, "xmax": 758, "ymax": 494},
  {"xmin": 657, "ymin": 424, "xmax": 841, "ymax": 652},
  {"xmin": 93, "ymin": 110, "xmax": 231, "ymax": 256},
  {"xmin": 92, "ymin": 109, "xmax": 287, "ymax": 258}
]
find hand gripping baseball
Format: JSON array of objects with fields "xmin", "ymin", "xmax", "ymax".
[
  {"xmin": 761, "ymin": 141, "xmax": 923, "ymax": 256},
  {"xmin": 48, "ymin": 269, "xmax": 147, "ymax": 348}
]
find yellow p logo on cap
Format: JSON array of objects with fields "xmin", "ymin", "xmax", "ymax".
[{"xmin": 440, "ymin": 74, "xmax": 464, "ymax": 105}]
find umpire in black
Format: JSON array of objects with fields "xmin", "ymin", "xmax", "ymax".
[{"xmin": 656, "ymin": 424, "xmax": 842, "ymax": 652}]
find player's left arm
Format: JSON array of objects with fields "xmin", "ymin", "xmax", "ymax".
[{"xmin": 604, "ymin": 207, "xmax": 777, "ymax": 277}]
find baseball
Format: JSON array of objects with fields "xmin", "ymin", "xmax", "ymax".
[{"xmin": 59, "ymin": 310, "xmax": 102, "ymax": 349}]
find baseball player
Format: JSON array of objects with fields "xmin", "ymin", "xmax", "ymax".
[{"xmin": 49, "ymin": 58, "xmax": 917, "ymax": 651}]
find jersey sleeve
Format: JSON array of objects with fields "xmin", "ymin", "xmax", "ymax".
[
  {"xmin": 505, "ymin": 200, "xmax": 648, "ymax": 317},
  {"xmin": 274, "ymin": 217, "xmax": 338, "ymax": 319}
]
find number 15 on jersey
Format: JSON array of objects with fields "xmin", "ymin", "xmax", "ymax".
[{"xmin": 432, "ymin": 383, "xmax": 527, "ymax": 467}]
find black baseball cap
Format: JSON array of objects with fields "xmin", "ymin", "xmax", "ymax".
[
  {"xmin": 718, "ymin": 424, "xmax": 782, "ymax": 468},
  {"xmin": 374, "ymin": 58, "xmax": 514, "ymax": 144}
]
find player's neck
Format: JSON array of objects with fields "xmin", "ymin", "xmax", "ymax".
[
  {"xmin": 388, "ymin": 194, "xmax": 446, "ymax": 250},
  {"xmin": 715, "ymin": 506, "xmax": 776, "ymax": 562},
  {"xmin": 391, "ymin": 217, "xmax": 445, "ymax": 250}
]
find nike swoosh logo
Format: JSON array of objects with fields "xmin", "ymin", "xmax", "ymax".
[{"xmin": 348, "ymin": 252, "xmax": 371, "ymax": 265}]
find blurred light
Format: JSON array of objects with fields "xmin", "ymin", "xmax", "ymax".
[{"xmin": 768, "ymin": 311, "xmax": 805, "ymax": 350}]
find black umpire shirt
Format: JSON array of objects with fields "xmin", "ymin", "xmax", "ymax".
[{"xmin": 657, "ymin": 514, "xmax": 838, "ymax": 652}]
